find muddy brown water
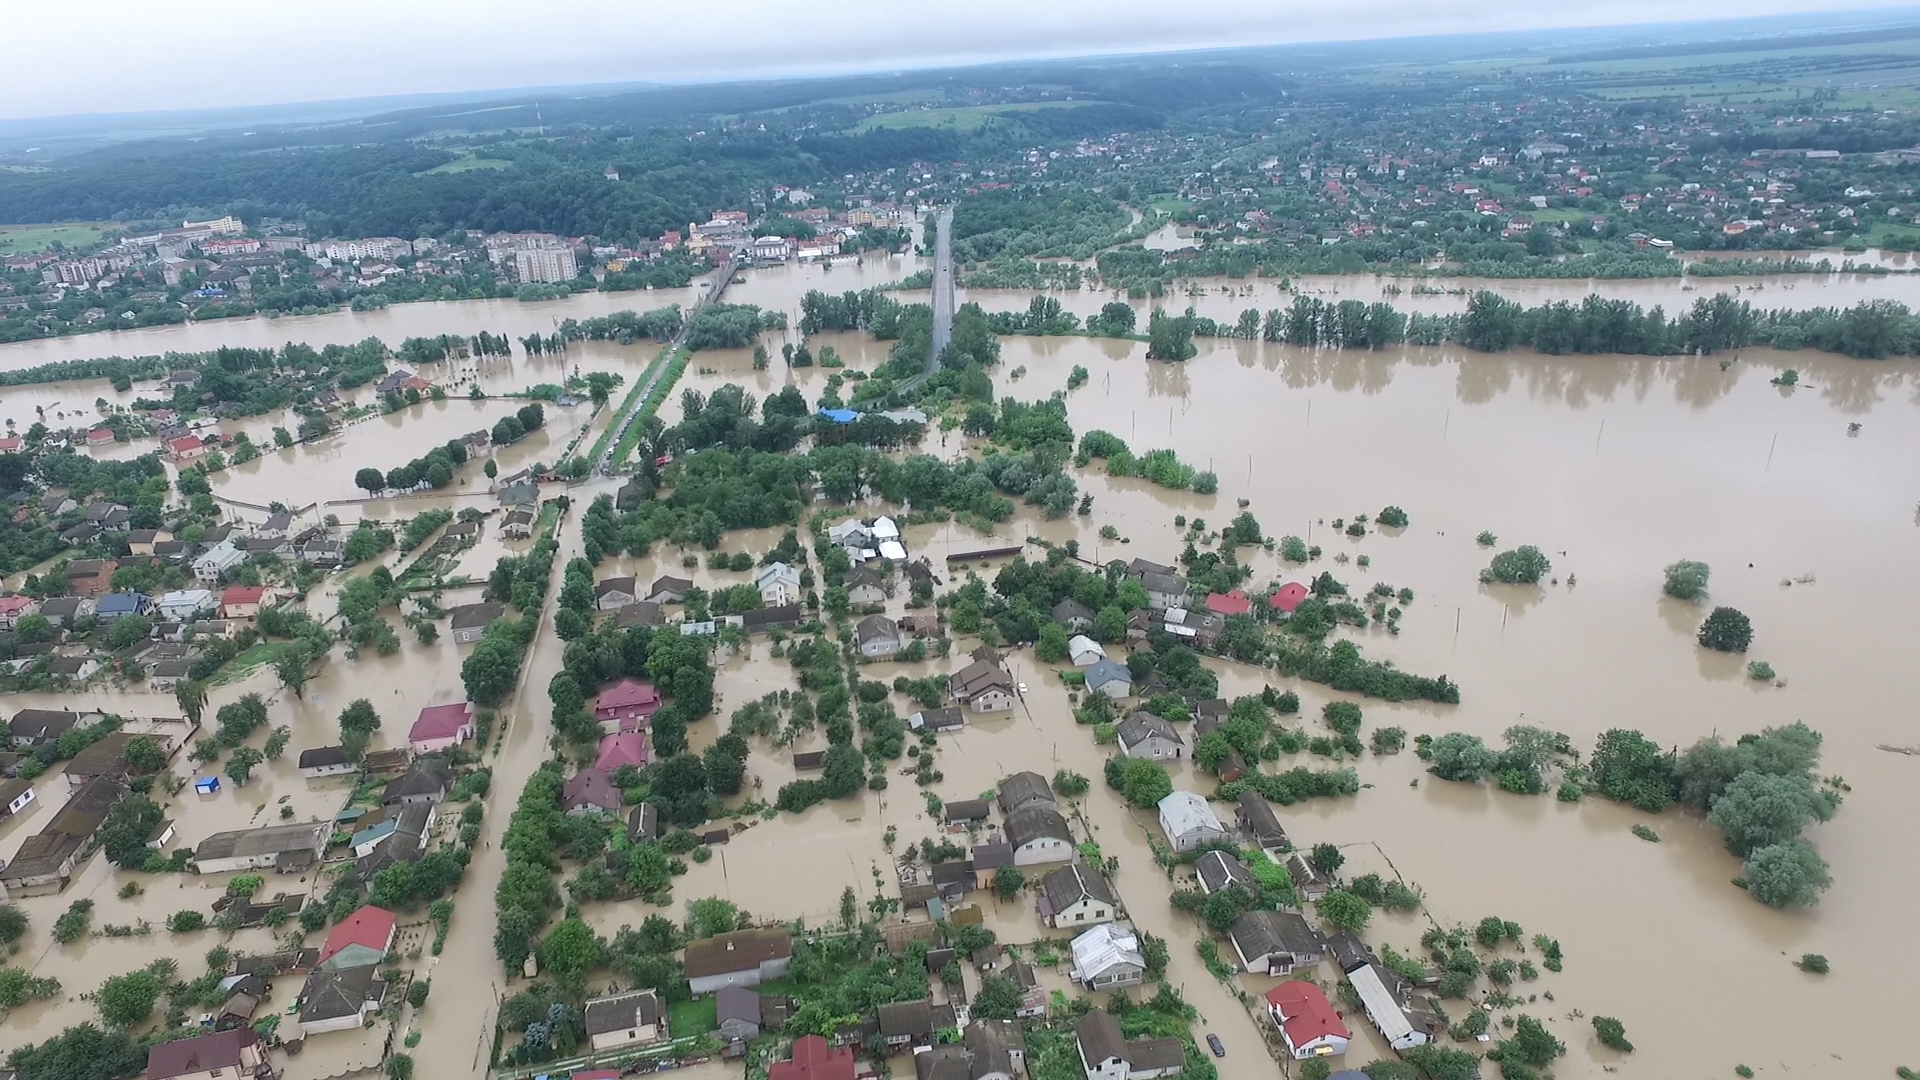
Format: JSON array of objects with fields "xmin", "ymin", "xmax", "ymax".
[{"xmin": 0, "ymin": 264, "xmax": 1917, "ymax": 1078}]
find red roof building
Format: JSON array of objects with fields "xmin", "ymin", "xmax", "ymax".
[
  {"xmin": 86, "ymin": 427, "xmax": 115, "ymax": 446},
  {"xmin": 0, "ymin": 436, "xmax": 20, "ymax": 453},
  {"xmin": 219, "ymin": 585, "xmax": 267, "ymax": 619},
  {"xmin": 1269, "ymin": 582, "xmax": 1310, "ymax": 615},
  {"xmin": 1266, "ymin": 980, "xmax": 1350, "ymax": 1059},
  {"xmin": 1204, "ymin": 591, "xmax": 1253, "ymax": 617},
  {"xmin": 408, "ymin": 701, "xmax": 474, "ymax": 752},
  {"xmin": 319, "ymin": 905, "xmax": 398, "ymax": 970},
  {"xmin": 166, "ymin": 435, "xmax": 206, "ymax": 461},
  {"xmin": 594, "ymin": 731, "xmax": 650, "ymax": 773},
  {"xmin": 769, "ymin": 1034, "xmax": 855, "ymax": 1080},
  {"xmin": 593, "ymin": 677, "xmax": 661, "ymax": 732}
]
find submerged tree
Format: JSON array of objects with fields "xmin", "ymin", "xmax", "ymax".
[
  {"xmin": 1661, "ymin": 560, "xmax": 1711, "ymax": 601},
  {"xmin": 1698, "ymin": 606, "xmax": 1754, "ymax": 653}
]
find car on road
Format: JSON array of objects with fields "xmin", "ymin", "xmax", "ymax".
[
  {"xmin": 1017, "ymin": 682, "xmax": 1028, "ymax": 695},
  {"xmin": 1205, "ymin": 1034, "xmax": 1225, "ymax": 1058}
]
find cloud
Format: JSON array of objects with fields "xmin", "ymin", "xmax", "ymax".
[{"xmin": 1, "ymin": 0, "xmax": 1910, "ymax": 118}]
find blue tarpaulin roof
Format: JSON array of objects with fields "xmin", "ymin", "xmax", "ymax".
[{"xmin": 819, "ymin": 408, "xmax": 860, "ymax": 424}]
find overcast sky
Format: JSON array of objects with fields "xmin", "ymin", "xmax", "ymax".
[{"xmin": 4, "ymin": 0, "xmax": 1912, "ymax": 119}]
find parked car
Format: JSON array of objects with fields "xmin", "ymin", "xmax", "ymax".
[{"xmin": 1206, "ymin": 1034, "xmax": 1225, "ymax": 1058}]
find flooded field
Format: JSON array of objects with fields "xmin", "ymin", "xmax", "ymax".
[{"xmin": 0, "ymin": 251, "xmax": 1917, "ymax": 1080}]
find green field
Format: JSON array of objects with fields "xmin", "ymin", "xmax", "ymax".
[
  {"xmin": 0, "ymin": 221, "xmax": 116, "ymax": 255},
  {"xmin": 667, "ymin": 996, "xmax": 716, "ymax": 1038},
  {"xmin": 421, "ymin": 152, "xmax": 512, "ymax": 175},
  {"xmin": 854, "ymin": 101, "xmax": 1095, "ymax": 133}
]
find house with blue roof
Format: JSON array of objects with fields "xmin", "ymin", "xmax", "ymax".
[
  {"xmin": 819, "ymin": 408, "xmax": 860, "ymax": 425},
  {"xmin": 94, "ymin": 592, "xmax": 152, "ymax": 620}
]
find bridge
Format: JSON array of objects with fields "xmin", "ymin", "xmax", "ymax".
[{"xmin": 927, "ymin": 205, "xmax": 955, "ymax": 373}]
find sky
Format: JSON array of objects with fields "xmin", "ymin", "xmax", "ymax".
[{"xmin": 4, "ymin": 0, "xmax": 1916, "ymax": 119}]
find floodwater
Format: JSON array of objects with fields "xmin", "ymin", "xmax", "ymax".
[{"xmin": 2, "ymin": 256, "xmax": 1918, "ymax": 1080}]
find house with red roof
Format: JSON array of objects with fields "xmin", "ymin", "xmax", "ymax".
[
  {"xmin": 769, "ymin": 1034, "xmax": 855, "ymax": 1080},
  {"xmin": 1268, "ymin": 582, "xmax": 1309, "ymax": 616},
  {"xmin": 167, "ymin": 434, "xmax": 206, "ymax": 462},
  {"xmin": 1266, "ymin": 980, "xmax": 1350, "ymax": 1060},
  {"xmin": 0, "ymin": 595, "xmax": 40, "ymax": 628},
  {"xmin": 319, "ymin": 905, "xmax": 397, "ymax": 970},
  {"xmin": 0, "ymin": 436, "xmax": 20, "ymax": 453},
  {"xmin": 593, "ymin": 678, "xmax": 661, "ymax": 733},
  {"xmin": 86, "ymin": 427, "xmax": 116, "ymax": 447},
  {"xmin": 1204, "ymin": 591, "xmax": 1253, "ymax": 617},
  {"xmin": 408, "ymin": 701, "xmax": 473, "ymax": 753},
  {"xmin": 219, "ymin": 585, "xmax": 268, "ymax": 620},
  {"xmin": 562, "ymin": 768, "xmax": 623, "ymax": 816},
  {"xmin": 594, "ymin": 732, "xmax": 649, "ymax": 774}
]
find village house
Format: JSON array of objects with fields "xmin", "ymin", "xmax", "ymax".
[
  {"xmin": 0, "ymin": 594, "xmax": 39, "ymax": 628},
  {"xmin": 381, "ymin": 756, "xmax": 453, "ymax": 805},
  {"xmin": 878, "ymin": 998, "xmax": 956, "ymax": 1050},
  {"xmin": 1067, "ymin": 635, "xmax": 1107, "ymax": 666},
  {"xmin": 352, "ymin": 803, "xmax": 434, "ymax": 859},
  {"xmin": 9, "ymin": 708, "xmax": 83, "ymax": 747},
  {"xmin": 167, "ymin": 435, "xmax": 207, "ymax": 462},
  {"xmin": 1204, "ymin": 590, "xmax": 1253, "ymax": 617},
  {"xmin": 407, "ymin": 701, "xmax": 474, "ymax": 753},
  {"xmin": 916, "ymin": 1019, "xmax": 1027, "ymax": 1080},
  {"xmin": 584, "ymin": 987, "xmax": 667, "ymax": 1051},
  {"xmin": 64, "ymin": 557, "xmax": 117, "ymax": 597},
  {"xmin": 1004, "ymin": 802, "xmax": 1073, "ymax": 865},
  {"xmin": 1195, "ymin": 849, "xmax": 1256, "ymax": 895},
  {"xmin": 1082, "ymin": 659, "xmax": 1133, "ymax": 700},
  {"xmin": 909, "ymin": 706, "xmax": 966, "ymax": 734},
  {"xmin": 193, "ymin": 540, "xmax": 246, "ymax": 582},
  {"xmin": 562, "ymin": 768, "xmax": 624, "ymax": 816},
  {"xmin": 0, "ymin": 778, "xmax": 37, "ymax": 820},
  {"xmin": 1135, "ymin": 570, "xmax": 1189, "ymax": 612},
  {"xmin": 1117, "ymin": 712, "xmax": 1184, "ymax": 761},
  {"xmin": 1266, "ymin": 980, "xmax": 1351, "ymax": 1060},
  {"xmin": 218, "ymin": 585, "xmax": 267, "ymax": 620},
  {"xmin": 191, "ymin": 822, "xmax": 329, "ymax": 875},
  {"xmin": 126, "ymin": 529, "xmax": 173, "ymax": 558},
  {"xmin": 942, "ymin": 798, "xmax": 992, "ymax": 825},
  {"xmin": 1041, "ymin": 862, "xmax": 1117, "ymax": 928},
  {"xmin": 1075, "ymin": 1008, "xmax": 1185, "ymax": 1080},
  {"xmin": 319, "ymin": 905, "xmax": 398, "ymax": 969},
  {"xmin": 1070, "ymin": 926, "xmax": 1148, "ymax": 992},
  {"xmin": 46, "ymin": 655, "xmax": 103, "ymax": 682},
  {"xmin": 447, "ymin": 601, "xmax": 506, "ymax": 643},
  {"xmin": 628, "ymin": 802, "xmax": 659, "ymax": 843},
  {"xmin": 500, "ymin": 509, "xmax": 535, "ymax": 538},
  {"xmin": 769, "ymin": 1035, "xmax": 855, "ymax": 1080},
  {"xmin": 843, "ymin": 567, "xmax": 888, "ymax": 605},
  {"xmin": 684, "ymin": 928, "xmax": 794, "ymax": 994},
  {"xmin": 948, "ymin": 658, "xmax": 1018, "ymax": 712},
  {"xmin": 1343, "ymin": 961, "xmax": 1438, "ymax": 1051},
  {"xmin": 1161, "ymin": 607, "xmax": 1224, "ymax": 648},
  {"xmin": 1286, "ymin": 852, "xmax": 1330, "ymax": 901},
  {"xmin": 1236, "ymin": 790, "xmax": 1289, "ymax": 852},
  {"xmin": 297, "ymin": 746, "xmax": 356, "ymax": 780},
  {"xmin": 157, "ymin": 588, "xmax": 216, "ymax": 621},
  {"xmin": 594, "ymin": 576, "xmax": 639, "ymax": 611},
  {"xmin": 0, "ymin": 776, "xmax": 126, "ymax": 896},
  {"xmin": 594, "ymin": 730, "xmax": 650, "ymax": 773},
  {"xmin": 618, "ymin": 601, "xmax": 665, "ymax": 628},
  {"xmin": 94, "ymin": 591, "xmax": 152, "ymax": 620},
  {"xmin": 648, "ymin": 575, "xmax": 694, "ymax": 603},
  {"xmin": 855, "ymin": 614, "xmax": 903, "ymax": 659},
  {"xmin": 716, "ymin": 985, "xmax": 764, "ymax": 1042},
  {"xmin": 145, "ymin": 1027, "xmax": 276, "ymax": 1080},
  {"xmin": 996, "ymin": 772, "xmax": 1055, "ymax": 816},
  {"xmin": 754, "ymin": 562, "xmax": 803, "ymax": 606},
  {"xmin": 1156, "ymin": 791, "xmax": 1226, "ymax": 853},
  {"xmin": 1228, "ymin": 910, "xmax": 1328, "ymax": 976},
  {"xmin": 36, "ymin": 596, "xmax": 92, "ymax": 627},
  {"xmin": 739, "ymin": 604, "xmax": 804, "ymax": 635},
  {"xmin": 593, "ymin": 677, "xmax": 661, "ymax": 732},
  {"xmin": 298, "ymin": 963, "xmax": 387, "ymax": 1034},
  {"xmin": 64, "ymin": 732, "xmax": 138, "ymax": 789},
  {"xmin": 1051, "ymin": 597, "xmax": 1095, "ymax": 634}
]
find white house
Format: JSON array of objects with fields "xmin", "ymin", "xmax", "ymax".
[
  {"xmin": 949, "ymin": 659, "xmax": 1018, "ymax": 713},
  {"xmin": 683, "ymin": 929, "xmax": 793, "ymax": 995},
  {"xmin": 1156, "ymin": 790, "xmax": 1226, "ymax": 853},
  {"xmin": 1005, "ymin": 803, "xmax": 1073, "ymax": 866},
  {"xmin": 854, "ymin": 615, "xmax": 902, "ymax": 660},
  {"xmin": 594, "ymin": 577, "xmax": 639, "ymax": 611},
  {"xmin": 1266, "ymin": 980, "xmax": 1351, "ymax": 1060},
  {"xmin": 828, "ymin": 519, "xmax": 871, "ymax": 548},
  {"xmin": 1346, "ymin": 962, "xmax": 1435, "ymax": 1050},
  {"xmin": 1067, "ymin": 635, "xmax": 1107, "ymax": 666},
  {"xmin": 191, "ymin": 822, "xmax": 329, "ymax": 875},
  {"xmin": 1075, "ymin": 1009, "xmax": 1185, "ymax": 1080},
  {"xmin": 583, "ymin": 988, "xmax": 666, "ymax": 1052},
  {"xmin": 1228, "ymin": 910, "xmax": 1328, "ymax": 976},
  {"xmin": 1069, "ymin": 926, "xmax": 1146, "ymax": 992},
  {"xmin": 754, "ymin": 563, "xmax": 802, "ymax": 606},
  {"xmin": 297, "ymin": 964, "xmax": 385, "ymax": 1034},
  {"xmin": 1041, "ymin": 863, "xmax": 1117, "ymax": 928},
  {"xmin": 1083, "ymin": 660, "xmax": 1132, "ymax": 700},
  {"xmin": 1117, "ymin": 712, "xmax": 1184, "ymax": 761},
  {"xmin": 192, "ymin": 541, "xmax": 246, "ymax": 583},
  {"xmin": 1136, "ymin": 570, "xmax": 1188, "ymax": 612},
  {"xmin": 156, "ymin": 588, "xmax": 216, "ymax": 622},
  {"xmin": 844, "ymin": 568, "xmax": 888, "ymax": 605},
  {"xmin": 297, "ymin": 746, "xmax": 355, "ymax": 780}
]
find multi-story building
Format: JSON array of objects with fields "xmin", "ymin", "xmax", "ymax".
[{"xmin": 513, "ymin": 246, "xmax": 577, "ymax": 283}]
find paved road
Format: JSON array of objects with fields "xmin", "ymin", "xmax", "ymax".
[
  {"xmin": 595, "ymin": 258, "xmax": 733, "ymax": 475},
  {"xmin": 928, "ymin": 206, "xmax": 955, "ymax": 372}
]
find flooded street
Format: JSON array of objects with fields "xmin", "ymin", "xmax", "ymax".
[{"xmin": 0, "ymin": 253, "xmax": 1916, "ymax": 1080}]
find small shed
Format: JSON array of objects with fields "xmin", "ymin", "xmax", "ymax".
[{"xmin": 194, "ymin": 776, "xmax": 221, "ymax": 796}]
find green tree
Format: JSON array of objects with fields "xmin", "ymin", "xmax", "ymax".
[
  {"xmin": 95, "ymin": 969, "xmax": 164, "ymax": 1029},
  {"xmin": 970, "ymin": 973, "xmax": 1024, "ymax": 1020},
  {"xmin": 1588, "ymin": 729, "xmax": 1674, "ymax": 812},
  {"xmin": 1592, "ymin": 1016, "xmax": 1633, "ymax": 1052},
  {"xmin": 274, "ymin": 646, "xmax": 312, "ymax": 698},
  {"xmin": 993, "ymin": 867, "xmax": 1026, "ymax": 902},
  {"xmin": 0, "ymin": 904, "xmax": 29, "ymax": 945},
  {"xmin": 1741, "ymin": 841, "xmax": 1832, "ymax": 908},
  {"xmin": 1500, "ymin": 1015, "xmax": 1566, "ymax": 1068},
  {"xmin": 14, "ymin": 613, "xmax": 52, "ymax": 644},
  {"xmin": 224, "ymin": 746, "xmax": 264, "ymax": 786},
  {"xmin": 1034, "ymin": 623, "xmax": 1069, "ymax": 663},
  {"xmin": 1707, "ymin": 772, "xmax": 1835, "ymax": 856},
  {"xmin": 386, "ymin": 1053, "xmax": 415, "ymax": 1080},
  {"xmin": 122, "ymin": 735, "xmax": 165, "ymax": 774},
  {"xmin": 1662, "ymin": 560, "xmax": 1710, "ymax": 601},
  {"xmin": 1427, "ymin": 733, "xmax": 1499, "ymax": 782},
  {"xmin": 1315, "ymin": 890, "xmax": 1372, "ymax": 934},
  {"xmin": 1698, "ymin": 606, "xmax": 1753, "ymax": 652},
  {"xmin": 174, "ymin": 680, "xmax": 209, "ymax": 726},
  {"xmin": 355, "ymin": 468, "xmax": 387, "ymax": 494},
  {"xmin": 338, "ymin": 698, "xmax": 381, "ymax": 759},
  {"xmin": 1307, "ymin": 842, "xmax": 1344, "ymax": 877},
  {"xmin": 1052, "ymin": 770, "xmax": 1089, "ymax": 797},
  {"xmin": 1119, "ymin": 758, "xmax": 1172, "ymax": 808},
  {"xmin": 539, "ymin": 917, "xmax": 603, "ymax": 978},
  {"xmin": 106, "ymin": 615, "xmax": 152, "ymax": 650},
  {"xmin": 1481, "ymin": 545, "xmax": 1551, "ymax": 585}
]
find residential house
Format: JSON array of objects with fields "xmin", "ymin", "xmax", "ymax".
[
  {"xmin": 193, "ymin": 541, "xmax": 246, "ymax": 582},
  {"xmin": 617, "ymin": 601, "xmax": 665, "ymax": 628},
  {"xmin": 878, "ymin": 998, "xmax": 955, "ymax": 1050},
  {"xmin": 1136, "ymin": 571, "xmax": 1188, "ymax": 612},
  {"xmin": 64, "ymin": 732, "xmax": 137, "ymax": 788},
  {"xmin": 1343, "ymin": 963, "xmax": 1437, "ymax": 1051},
  {"xmin": 298, "ymin": 746, "xmax": 356, "ymax": 780},
  {"xmin": 145, "ymin": 1027, "xmax": 275, "ymax": 1080},
  {"xmin": 0, "ymin": 779, "xmax": 36, "ymax": 820},
  {"xmin": 1070, "ymin": 926, "xmax": 1147, "ymax": 992},
  {"xmin": 1083, "ymin": 660, "xmax": 1132, "ymax": 700},
  {"xmin": 494, "ymin": 470, "xmax": 539, "ymax": 507},
  {"xmin": 1117, "ymin": 712, "xmax": 1184, "ymax": 761},
  {"xmin": 995, "ymin": 772, "xmax": 1055, "ymax": 816},
  {"xmin": 407, "ymin": 701, "xmax": 473, "ymax": 753},
  {"xmin": 740, "ymin": 605, "xmax": 803, "ymax": 635},
  {"xmin": 64, "ymin": 557, "xmax": 117, "ymax": 597},
  {"xmin": 148, "ymin": 658, "xmax": 197, "ymax": 689},
  {"xmin": 167, "ymin": 435, "xmax": 207, "ymax": 462},
  {"xmin": 94, "ymin": 591, "xmax": 151, "ymax": 621},
  {"xmin": 628, "ymin": 803, "xmax": 659, "ymax": 843},
  {"xmin": 963, "ymin": 1020, "xmax": 1027, "ymax": 1080},
  {"xmin": 47, "ymin": 655, "xmax": 105, "ymax": 682},
  {"xmin": 855, "ymin": 615, "xmax": 903, "ymax": 659},
  {"xmin": 1268, "ymin": 582, "xmax": 1309, "ymax": 616},
  {"xmin": 1067, "ymin": 635, "xmax": 1107, "ymax": 666},
  {"xmin": 1041, "ymin": 863, "xmax": 1117, "ymax": 928},
  {"xmin": 948, "ymin": 658, "xmax": 1017, "ymax": 713},
  {"xmin": 500, "ymin": 509, "xmax": 535, "ymax": 538},
  {"xmin": 0, "ymin": 776, "xmax": 127, "ymax": 895},
  {"xmin": 157, "ymin": 588, "xmax": 216, "ymax": 621},
  {"xmin": 648, "ymin": 575, "xmax": 694, "ymax": 603},
  {"xmin": 1236, "ymin": 791, "xmax": 1289, "ymax": 852},
  {"xmin": 9, "ymin": 708, "xmax": 81, "ymax": 747},
  {"xmin": 1004, "ymin": 803, "xmax": 1073, "ymax": 866},
  {"xmin": 843, "ymin": 567, "xmax": 888, "ymax": 605},
  {"xmin": 298, "ymin": 537, "xmax": 345, "ymax": 567},
  {"xmin": 585, "ymin": 988, "xmax": 667, "ymax": 1051},
  {"xmin": 769, "ymin": 1034, "xmax": 855, "ymax": 1080},
  {"xmin": 319, "ymin": 905, "xmax": 398, "ymax": 970},
  {"xmin": 1157, "ymin": 791, "xmax": 1226, "ymax": 853},
  {"xmin": 593, "ymin": 678, "xmax": 661, "ymax": 733},
  {"xmin": 754, "ymin": 563, "xmax": 802, "ymax": 606},
  {"xmin": 1227, "ymin": 910, "xmax": 1328, "ymax": 976},
  {"xmin": 716, "ymin": 985, "xmax": 763, "ymax": 1042},
  {"xmin": 381, "ymin": 756, "xmax": 453, "ymax": 805},
  {"xmin": 1161, "ymin": 607, "xmax": 1224, "ymax": 648},
  {"xmin": 562, "ymin": 768, "xmax": 623, "ymax": 816},
  {"xmin": 1007, "ymin": 959, "xmax": 1049, "ymax": 1018},
  {"xmin": 1204, "ymin": 590, "xmax": 1253, "ymax": 617},
  {"xmin": 254, "ymin": 512, "xmax": 293, "ymax": 539},
  {"xmin": 1266, "ymin": 980, "xmax": 1351, "ymax": 1060},
  {"xmin": 971, "ymin": 842, "xmax": 1015, "ymax": 891},
  {"xmin": 218, "ymin": 585, "xmax": 267, "ymax": 620},
  {"xmin": 191, "ymin": 822, "xmax": 329, "ymax": 875},
  {"xmin": 447, "ymin": 601, "xmax": 505, "ymax": 643},
  {"xmin": 36, "ymin": 596, "xmax": 91, "ymax": 627},
  {"xmin": 827, "ymin": 519, "xmax": 872, "ymax": 549},
  {"xmin": 0, "ymin": 595, "xmax": 39, "ymax": 628},
  {"xmin": 909, "ymin": 706, "xmax": 966, "ymax": 733},
  {"xmin": 1052, "ymin": 598, "xmax": 1095, "ymax": 634},
  {"xmin": 942, "ymin": 799, "xmax": 991, "ymax": 825},
  {"xmin": 615, "ymin": 477, "xmax": 651, "ymax": 511},
  {"xmin": 594, "ymin": 577, "xmax": 639, "ymax": 611},
  {"xmin": 298, "ymin": 963, "xmax": 386, "ymax": 1034},
  {"xmin": 1286, "ymin": 853, "xmax": 1330, "ymax": 901},
  {"xmin": 1075, "ymin": 1009, "xmax": 1184, "ymax": 1080},
  {"xmin": 241, "ymin": 535, "xmax": 292, "ymax": 558},
  {"xmin": 1194, "ymin": 847, "xmax": 1255, "ymax": 894},
  {"xmin": 594, "ymin": 731, "xmax": 650, "ymax": 773},
  {"xmin": 684, "ymin": 928, "xmax": 793, "ymax": 994},
  {"xmin": 126, "ymin": 529, "xmax": 173, "ymax": 557}
]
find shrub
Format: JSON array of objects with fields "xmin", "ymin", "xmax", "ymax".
[
  {"xmin": 1631, "ymin": 824, "xmax": 1660, "ymax": 842},
  {"xmin": 1698, "ymin": 607, "xmax": 1753, "ymax": 653},
  {"xmin": 165, "ymin": 911, "xmax": 206, "ymax": 933},
  {"xmin": 1377, "ymin": 506, "xmax": 1409, "ymax": 528},
  {"xmin": 1480, "ymin": 545, "xmax": 1551, "ymax": 585},
  {"xmin": 1592, "ymin": 1016, "xmax": 1632, "ymax": 1052},
  {"xmin": 1475, "ymin": 531, "xmax": 1497, "ymax": 547},
  {"xmin": 1747, "ymin": 661, "xmax": 1775, "ymax": 681},
  {"xmin": 1662, "ymin": 560, "xmax": 1711, "ymax": 601},
  {"xmin": 1796, "ymin": 953, "xmax": 1829, "ymax": 973}
]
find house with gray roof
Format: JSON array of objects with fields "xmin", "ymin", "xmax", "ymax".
[
  {"xmin": 1041, "ymin": 863, "xmax": 1117, "ymax": 928},
  {"xmin": 1227, "ymin": 909, "xmax": 1328, "ymax": 976},
  {"xmin": 1116, "ymin": 711, "xmax": 1184, "ymax": 761}
]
